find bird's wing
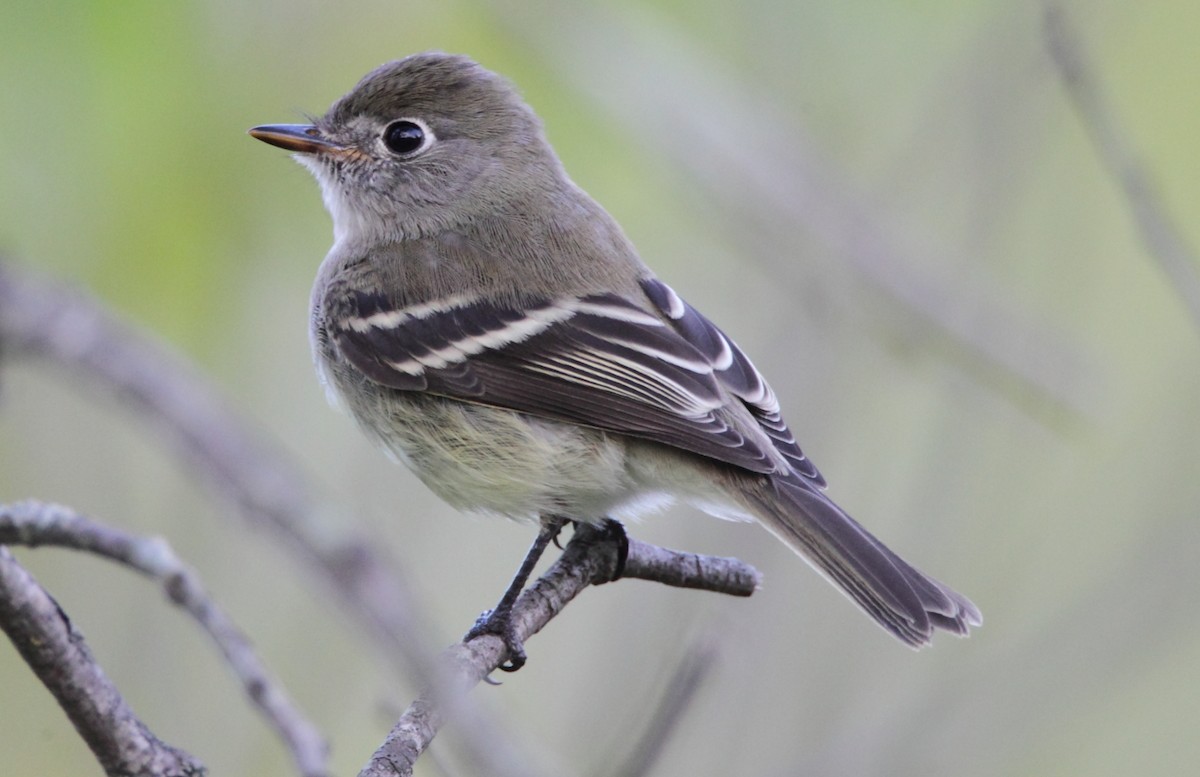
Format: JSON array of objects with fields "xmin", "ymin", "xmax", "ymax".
[{"xmin": 325, "ymin": 277, "xmax": 824, "ymax": 485}]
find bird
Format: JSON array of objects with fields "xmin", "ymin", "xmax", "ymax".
[{"xmin": 249, "ymin": 51, "xmax": 980, "ymax": 669}]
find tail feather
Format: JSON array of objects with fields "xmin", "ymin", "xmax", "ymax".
[{"xmin": 751, "ymin": 477, "xmax": 981, "ymax": 647}]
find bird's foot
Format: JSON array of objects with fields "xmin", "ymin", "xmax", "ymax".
[{"xmin": 464, "ymin": 607, "xmax": 526, "ymax": 672}]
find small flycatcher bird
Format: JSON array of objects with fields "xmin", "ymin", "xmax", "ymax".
[{"xmin": 250, "ymin": 52, "xmax": 980, "ymax": 668}]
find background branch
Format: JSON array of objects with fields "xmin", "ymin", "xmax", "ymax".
[
  {"xmin": 0, "ymin": 260, "xmax": 432, "ymax": 678},
  {"xmin": 1045, "ymin": 3, "xmax": 1200, "ymax": 335},
  {"xmin": 0, "ymin": 500, "xmax": 328, "ymax": 777},
  {"xmin": 0, "ymin": 545, "xmax": 205, "ymax": 777},
  {"xmin": 604, "ymin": 635, "xmax": 718, "ymax": 777}
]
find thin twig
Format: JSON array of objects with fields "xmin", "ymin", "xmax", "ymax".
[
  {"xmin": 0, "ymin": 546, "xmax": 206, "ymax": 777},
  {"xmin": 1045, "ymin": 3, "xmax": 1200, "ymax": 335},
  {"xmin": 358, "ymin": 523, "xmax": 760, "ymax": 777},
  {"xmin": 606, "ymin": 635, "xmax": 719, "ymax": 777},
  {"xmin": 0, "ymin": 500, "xmax": 329, "ymax": 777}
]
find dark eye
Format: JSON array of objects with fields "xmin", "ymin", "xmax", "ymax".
[{"xmin": 383, "ymin": 120, "xmax": 428, "ymax": 155}]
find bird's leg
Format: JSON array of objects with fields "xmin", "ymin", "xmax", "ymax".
[{"xmin": 465, "ymin": 514, "xmax": 569, "ymax": 672}]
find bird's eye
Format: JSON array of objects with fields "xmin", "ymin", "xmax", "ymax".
[{"xmin": 382, "ymin": 120, "xmax": 430, "ymax": 155}]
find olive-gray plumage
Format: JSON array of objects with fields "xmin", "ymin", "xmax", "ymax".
[{"xmin": 250, "ymin": 52, "xmax": 980, "ymax": 647}]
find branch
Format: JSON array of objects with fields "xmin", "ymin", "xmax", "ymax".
[
  {"xmin": 1045, "ymin": 3, "xmax": 1200, "ymax": 335},
  {"xmin": 0, "ymin": 545, "xmax": 206, "ymax": 777},
  {"xmin": 0, "ymin": 500, "xmax": 329, "ymax": 777},
  {"xmin": 358, "ymin": 524, "xmax": 760, "ymax": 777}
]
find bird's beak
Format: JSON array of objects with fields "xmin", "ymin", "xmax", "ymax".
[{"xmin": 248, "ymin": 124, "xmax": 343, "ymax": 155}]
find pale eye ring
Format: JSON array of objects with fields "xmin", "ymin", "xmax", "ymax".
[{"xmin": 382, "ymin": 118, "xmax": 433, "ymax": 156}]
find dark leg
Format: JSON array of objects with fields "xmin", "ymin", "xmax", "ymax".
[{"xmin": 464, "ymin": 515, "xmax": 568, "ymax": 672}]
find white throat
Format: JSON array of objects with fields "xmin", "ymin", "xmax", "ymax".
[{"xmin": 296, "ymin": 155, "xmax": 381, "ymax": 249}]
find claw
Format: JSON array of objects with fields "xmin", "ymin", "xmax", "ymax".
[{"xmin": 465, "ymin": 608, "xmax": 527, "ymax": 672}]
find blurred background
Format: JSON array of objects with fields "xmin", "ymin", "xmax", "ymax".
[{"xmin": 2, "ymin": 0, "xmax": 1199, "ymax": 775}]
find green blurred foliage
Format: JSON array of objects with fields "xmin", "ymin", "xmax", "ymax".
[{"xmin": 2, "ymin": 1, "xmax": 1199, "ymax": 775}]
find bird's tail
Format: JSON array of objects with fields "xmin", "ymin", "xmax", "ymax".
[{"xmin": 747, "ymin": 476, "xmax": 981, "ymax": 647}]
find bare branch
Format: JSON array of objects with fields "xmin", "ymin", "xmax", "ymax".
[
  {"xmin": 1045, "ymin": 3, "xmax": 1200, "ymax": 335},
  {"xmin": 0, "ymin": 500, "xmax": 329, "ymax": 777},
  {"xmin": 358, "ymin": 524, "xmax": 760, "ymax": 777},
  {"xmin": 0, "ymin": 545, "xmax": 206, "ymax": 777}
]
